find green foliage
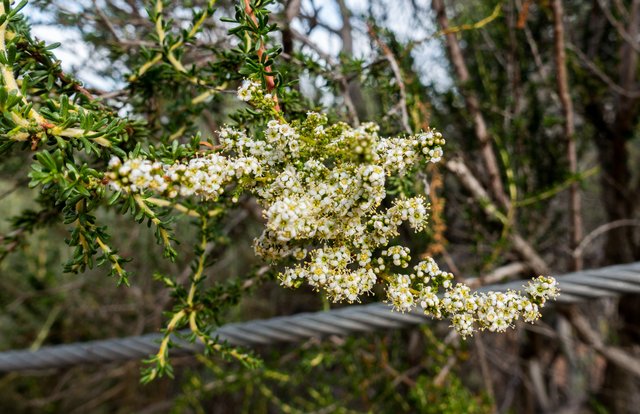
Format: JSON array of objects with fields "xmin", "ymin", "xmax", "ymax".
[
  {"xmin": 170, "ymin": 328, "xmax": 493, "ymax": 413},
  {"xmin": 0, "ymin": 0, "xmax": 283, "ymax": 381},
  {"xmin": 6, "ymin": 0, "xmax": 633, "ymax": 412}
]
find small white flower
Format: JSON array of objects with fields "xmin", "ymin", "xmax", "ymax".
[{"xmin": 106, "ymin": 86, "xmax": 557, "ymax": 336}]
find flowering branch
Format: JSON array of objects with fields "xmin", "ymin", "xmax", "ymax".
[
  {"xmin": 1, "ymin": 0, "xmax": 563, "ymax": 386},
  {"xmin": 242, "ymin": 0, "xmax": 280, "ymax": 111},
  {"xmin": 108, "ymin": 81, "xmax": 558, "ymax": 339}
]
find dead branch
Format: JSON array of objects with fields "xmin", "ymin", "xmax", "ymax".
[
  {"xmin": 446, "ymin": 158, "xmax": 549, "ymax": 275},
  {"xmin": 368, "ymin": 24, "xmax": 411, "ymax": 134},
  {"xmin": 289, "ymin": 27, "xmax": 359, "ymax": 124},
  {"xmin": 433, "ymin": 354, "xmax": 457, "ymax": 387},
  {"xmin": 431, "ymin": 0, "xmax": 509, "ymax": 210},
  {"xmin": 567, "ymin": 43, "xmax": 640, "ymax": 98},
  {"xmin": 528, "ymin": 359, "xmax": 551, "ymax": 411},
  {"xmin": 573, "ymin": 219, "xmax": 640, "ymax": 260},
  {"xmin": 466, "ymin": 261, "xmax": 527, "ymax": 288},
  {"xmin": 474, "ymin": 335, "xmax": 496, "ymax": 408},
  {"xmin": 566, "ymin": 306, "xmax": 640, "ymax": 378},
  {"xmin": 596, "ymin": 0, "xmax": 640, "ymax": 54}
]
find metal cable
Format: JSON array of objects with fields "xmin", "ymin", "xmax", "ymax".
[{"xmin": 2, "ymin": 262, "xmax": 640, "ymax": 372}]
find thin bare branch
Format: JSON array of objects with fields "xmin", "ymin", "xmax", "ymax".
[
  {"xmin": 596, "ymin": 0, "xmax": 640, "ymax": 53},
  {"xmin": 474, "ymin": 335, "xmax": 496, "ymax": 410},
  {"xmin": 466, "ymin": 261, "xmax": 527, "ymax": 288},
  {"xmin": 336, "ymin": 0, "xmax": 364, "ymax": 124},
  {"xmin": 433, "ymin": 355, "xmax": 457, "ymax": 387},
  {"xmin": 573, "ymin": 219, "xmax": 640, "ymax": 259},
  {"xmin": 285, "ymin": 0, "xmax": 302, "ymax": 21},
  {"xmin": 515, "ymin": 0, "xmax": 547, "ymax": 79},
  {"xmin": 516, "ymin": 0, "xmax": 533, "ymax": 28},
  {"xmin": 528, "ymin": 359, "xmax": 551, "ymax": 411},
  {"xmin": 445, "ymin": 158, "xmax": 507, "ymax": 224},
  {"xmin": 290, "ymin": 28, "xmax": 337, "ymax": 65},
  {"xmin": 613, "ymin": 0, "xmax": 631, "ymax": 18},
  {"xmin": 336, "ymin": 0, "xmax": 353, "ymax": 55},
  {"xmin": 567, "ymin": 43, "xmax": 640, "ymax": 98},
  {"xmin": 446, "ymin": 158, "xmax": 549, "ymax": 274},
  {"xmin": 93, "ymin": 0, "xmax": 122, "ymax": 43},
  {"xmin": 368, "ymin": 24, "xmax": 411, "ymax": 134},
  {"xmin": 289, "ymin": 27, "xmax": 359, "ymax": 124},
  {"xmin": 431, "ymin": 0, "xmax": 510, "ymax": 209},
  {"xmin": 567, "ymin": 306, "xmax": 640, "ymax": 378}
]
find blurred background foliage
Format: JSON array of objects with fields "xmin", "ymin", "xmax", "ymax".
[{"xmin": 0, "ymin": 0, "xmax": 639, "ymax": 412}]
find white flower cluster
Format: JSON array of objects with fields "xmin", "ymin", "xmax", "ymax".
[
  {"xmin": 414, "ymin": 264, "xmax": 560, "ymax": 337},
  {"xmin": 385, "ymin": 258, "xmax": 559, "ymax": 337},
  {"xmin": 107, "ymin": 153, "xmax": 261, "ymax": 200},
  {"xmin": 236, "ymin": 80, "xmax": 276, "ymax": 110},
  {"xmin": 105, "ymin": 81, "xmax": 559, "ymax": 338}
]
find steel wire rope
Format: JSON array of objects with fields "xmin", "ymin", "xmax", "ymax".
[{"xmin": 2, "ymin": 262, "xmax": 640, "ymax": 372}]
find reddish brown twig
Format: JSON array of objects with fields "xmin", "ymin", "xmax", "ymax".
[
  {"xmin": 516, "ymin": 0, "xmax": 532, "ymax": 29},
  {"xmin": 19, "ymin": 41, "xmax": 96, "ymax": 102},
  {"xmin": 199, "ymin": 141, "xmax": 222, "ymax": 151},
  {"xmin": 243, "ymin": 0, "xmax": 281, "ymax": 111}
]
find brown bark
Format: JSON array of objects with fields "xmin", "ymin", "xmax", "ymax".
[
  {"xmin": 551, "ymin": 0, "xmax": 583, "ymax": 270},
  {"xmin": 579, "ymin": 3, "xmax": 640, "ymax": 412},
  {"xmin": 281, "ymin": 0, "xmax": 301, "ymax": 56},
  {"xmin": 581, "ymin": 0, "xmax": 640, "ymax": 264}
]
